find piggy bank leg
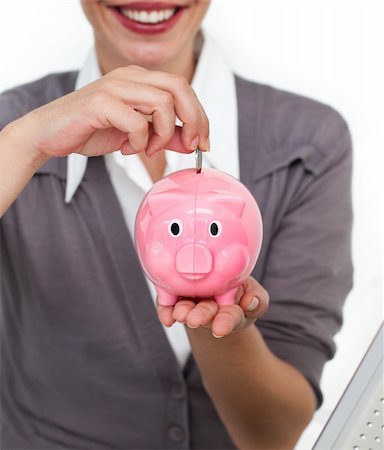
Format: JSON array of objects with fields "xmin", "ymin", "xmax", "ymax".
[
  {"xmin": 156, "ymin": 287, "xmax": 178, "ymax": 307},
  {"xmin": 215, "ymin": 287, "xmax": 238, "ymax": 306}
]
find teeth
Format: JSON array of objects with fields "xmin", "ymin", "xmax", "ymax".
[{"xmin": 120, "ymin": 7, "xmax": 177, "ymax": 24}]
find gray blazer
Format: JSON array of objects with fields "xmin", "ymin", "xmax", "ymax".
[{"xmin": 0, "ymin": 71, "xmax": 353, "ymax": 449}]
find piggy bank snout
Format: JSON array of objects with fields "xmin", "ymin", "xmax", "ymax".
[{"xmin": 176, "ymin": 244, "xmax": 213, "ymax": 275}]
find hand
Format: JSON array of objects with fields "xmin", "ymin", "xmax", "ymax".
[
  {"xmin": 157, "ymin": 276, "xmax": 269, "ymax": 338},
  {"xmin": 13, "ymin": 65, "xmax": 209, "ymax": 160}
]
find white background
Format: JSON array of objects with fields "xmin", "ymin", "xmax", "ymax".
[{"xmin": 0, "ymin": 0, "xmax": 382, "ymax": 448}]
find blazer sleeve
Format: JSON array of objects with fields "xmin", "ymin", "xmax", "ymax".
[{"xmin": 257, "ymin": 110, "xmax": 353, "ymax": 407}]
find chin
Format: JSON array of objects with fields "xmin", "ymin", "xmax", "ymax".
[{"xmin": 120, "ymin": 43, "xmax": 176, "ymax": 69}]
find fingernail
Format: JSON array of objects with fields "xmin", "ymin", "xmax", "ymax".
[
  {"xmin": 186, "ymin": 322, "xmax": 199, "ymax": 329},
  {"xmin": 190, "ymin": 136, "xmax": 199, "ymax": 150},
  {"xmin": 212, "ymin": 332, "xmax": 224, "ymax": 339},
  {"xmin": 247, "ymin": 297, "xmax": 259, "ymax": 312}
]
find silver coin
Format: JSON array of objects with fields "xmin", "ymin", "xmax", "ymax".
[{"xmin": 195, "ymin": 149, "xmax": 202, "ymax": 174}]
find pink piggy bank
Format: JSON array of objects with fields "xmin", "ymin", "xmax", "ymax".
[{"xmin": 134, "ymin": 168, "xmax": 263, "ymax": 306}]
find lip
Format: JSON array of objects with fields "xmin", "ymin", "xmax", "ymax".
[{"xmin": 108, "ymin": 2, "xmax": 187, "ymax": 35}]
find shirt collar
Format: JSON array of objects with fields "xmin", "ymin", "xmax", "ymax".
[{"xmin": 65, "ymin": 31, "xmax": 238, "ymax": 202}]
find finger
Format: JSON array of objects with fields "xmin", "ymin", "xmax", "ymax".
[
  {"xmin": 145, "ymin": 107, "xmax": 175, "ymax": 155},
  {"xmin": 238, "ymin": 277, "xmax": 270, "ymax": 320},
  {"xmin": 115, "ymin": 67, "xmax": 210, "ymax": 152},
  {"xmin": 157, "ymin": 305, "xmax": 175, "ymax": 327},
  {"xmin": 172, "ymin": 299, "xmax": 196, "ymax": 323},
  {"xmin": 185, "ymin": 300, "xmax": 218, "ymax": 328},
  {"xmin": 141, "ymin": 90, "xmax": 176, "ymax": 155},
  {"xmin": 107, "ymin": 83, "xmax": 177, "ymax": 155},
  {"xmin": 211, "ymin": 305, "xmax": 245, "ymax": 338},
  {"xmin": 146, "ymin": 124, "xmax": 194, "ymax": 156},
  {"xmin": 121, "ymin": 124, "xmax": 196, "ymax": 156},
  {"xmin": 87, "ymin": 92, "xmax": 149, "ymax": 152},
  {"xmin": 234, "ymin": 284, "xmax": 245, "ymax": 303}
]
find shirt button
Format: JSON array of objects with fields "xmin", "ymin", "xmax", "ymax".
[
  {"xmin": 171, "ymin": 382, "xmax": 185, "ymax": 400},
  {"xmin": 168, "ymin": 425, "xmax": 185, "ymax": 442}
]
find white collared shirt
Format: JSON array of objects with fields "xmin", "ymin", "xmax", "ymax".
[{"xmin": 66, "ymin": 32, "xmax": 239, "ymax": 368}]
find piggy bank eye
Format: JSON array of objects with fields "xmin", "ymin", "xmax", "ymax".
[
  {"xmin": 168, "ymin": 219, "xmax": 183, "ymax": 237},
  {"xmin": 209, "ymin": 221, "xmax": 222, "ymax": 237}
]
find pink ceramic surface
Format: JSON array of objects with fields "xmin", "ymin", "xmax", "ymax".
[{"xmin": 134, "ymin": 168, "xmax": 263, "ymax": 306}]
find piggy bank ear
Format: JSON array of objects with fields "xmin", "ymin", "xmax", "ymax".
[
  {"xmin": 147, "ymin": 190, "xmax": 186, "ymax": 216},
  {"xmin": 208, "ymin": 193, "xmax": 245, "ymax": 217}
]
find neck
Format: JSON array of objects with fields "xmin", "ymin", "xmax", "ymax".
[{"xmin": 95, "ymin": 39, "xmax": 197, "ymax": 83}]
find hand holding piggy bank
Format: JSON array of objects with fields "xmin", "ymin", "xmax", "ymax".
[{"xmin": 134, "ymin": 168, "xmax": 262, "ymax": 306}]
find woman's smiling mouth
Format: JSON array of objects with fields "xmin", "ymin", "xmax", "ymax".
[
  {"xmin": 119, "ymin": 6, "xmax": 178, "ymax": 24},
  {"xmin": 109, "ymin": 2, "xmax": 187, "ymax": 34}
]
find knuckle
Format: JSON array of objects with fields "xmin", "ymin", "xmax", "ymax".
[
  {"xmin": 199, "ymin": 302, "xmax": 216, "ymax": 315},
  {"xmin": 110, "ymin": 67, "xmax": 127, "ymax": 79},
  {"xmin": 103, "ymin": 68, "xmax": 124, "ymax": 83},
  {"xmin": 173, "ymin": 74, "xmax": 190, "ymax": 91},
  {"xmin": 156, "ymin": 131, "xmax": 173, "ymax": 146},
  {"xmin": 156, "ymin": 117, "xmax": 175, "ymax": 135},
  {"xmin": 132, "ymin": 117, "xmax": 148, "ymax": 134},
  {"xmin": 110, "ymin": 67, "xmax": 125, "ymax": 78},
  {"xmin": 158, "ymin": 91, "xmax": 174, "ymax": 108}
]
